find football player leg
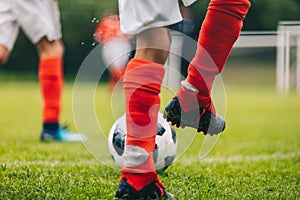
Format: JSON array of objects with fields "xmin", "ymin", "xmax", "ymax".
[
  {"xmin": 37, "ymin": 38, "xmax": 69, "ymax": 141},
  {"xmin": 36, "ymin": 37, "xmax": 87, "ymax": 142},
  {"xmin": 164, "ymin": 0, "xmax": 251, "ymax": 135},
  {"xmin": 37, "ymin": 38, "xmax": 86, "ymax": 142},
  {"xmin": 12, "ymin": 0, "xmax": 86, "ymax": 142},
  {"xmin": 115, "ymin": 28, "xmax": 174, "ymax": 199}
]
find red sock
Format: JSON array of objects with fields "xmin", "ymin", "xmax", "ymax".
[
  {"xmin": 121, "ymin": 59, "xmax": 165, "ymax": 191},
  {"xmin": 179, "ymin": 0, "xmax": 251, "ymax": 114},
  {"xmin": 38, "ymin": 58, "xmax": 64, "ymax": 123}
]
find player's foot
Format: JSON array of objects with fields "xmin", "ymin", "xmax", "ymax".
[
  {"xmin": 164, "ymin": 96, "xmax": 225, "ymax": 135},
  {"xmin": 115, "ymin": 178, "xmax": 175, "ymax": 200},
  {"xmin": 40, "ymin": 126, "xmax": 87, "ymax": 142}
]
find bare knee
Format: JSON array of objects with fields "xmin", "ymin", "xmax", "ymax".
[
  {"xmin": 135, "ymin": 28, "xmax": 171, "ymax": 65},
  {"xmin": 37, "ymin": 37, "xmax": 64, "ymax": 59},
  {"xmin": 0, "ymin": 45, "xmax": 10, "ymax": 65}
]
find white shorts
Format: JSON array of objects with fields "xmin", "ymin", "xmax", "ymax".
[
  {"xmin": 118, "ymin": 0, "xmax": 198, "ymax": 35},
  {"xmin": 118, "ymin": 0, "xmax": 183, "ymax": 35},
  {"xmin": 0, "ymin": 0, "xmax": 62, "ymax": 50}
]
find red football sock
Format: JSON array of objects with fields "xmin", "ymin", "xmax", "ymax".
[
  {"xmin": 180, "ymin": 0, "xmax": 251, "ymax": 114},
  {"xmin": 121, "ymin": 58, "xmax": 165, "ymax": 191},
  {"xmin": 38, "ymin": 58, "xmax": 64, "ymax": 123}
]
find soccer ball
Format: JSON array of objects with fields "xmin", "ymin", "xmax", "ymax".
[{"xmin": 108, "ymin": 112, "xmax": 177, "ymax": 173}]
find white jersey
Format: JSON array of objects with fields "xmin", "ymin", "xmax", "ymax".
[
  {"xmin": 0, "ymin": 0, "xmax": 62, "ymax": 50},
  {"xmin": 118, "ymin": 0, "xmax": 197, "ymax": 35}
]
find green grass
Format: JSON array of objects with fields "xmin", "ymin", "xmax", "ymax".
[{"xmin": 0, "ymin": 66, "xmax": 300, "ymax": 199}]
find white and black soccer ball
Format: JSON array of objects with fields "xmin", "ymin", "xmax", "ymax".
[{"xmin": 108, "ymin": 112, "xmax": 177, "ymax": 173}]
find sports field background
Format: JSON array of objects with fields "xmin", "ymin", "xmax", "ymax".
[
  {"xmin": 1, "ymin": 48, "xmax": 299, "ymax": 199},
  {"xmin": 1, "ymin": 0, "xmax": 300, "ymax": 198}
]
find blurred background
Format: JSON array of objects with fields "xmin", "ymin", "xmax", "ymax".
[{"xmin": 0, "ymin": 0, "xmax": 300, "ymax": 84}]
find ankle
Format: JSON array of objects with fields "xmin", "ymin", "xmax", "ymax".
[{"xmin": 43, "ymin": 122, "xmax": 59, "ymax": 131}]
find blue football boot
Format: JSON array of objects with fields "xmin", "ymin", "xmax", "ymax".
[{"xmin": 40, "ymin": 125, "xmax": 87, "ymax": 142}]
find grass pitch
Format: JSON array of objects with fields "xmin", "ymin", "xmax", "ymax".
[{"xmin": 0, "ymin": 67, "xmax": 299, "ymax": 199}]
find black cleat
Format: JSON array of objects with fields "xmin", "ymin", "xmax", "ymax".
[
  {"xmin": 115, "ymin": 178, "xmax": 175, "ymax": 200},
  {"xmin": 164, "ymin": 97, "xmax": 225, "ymax": 135}
]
